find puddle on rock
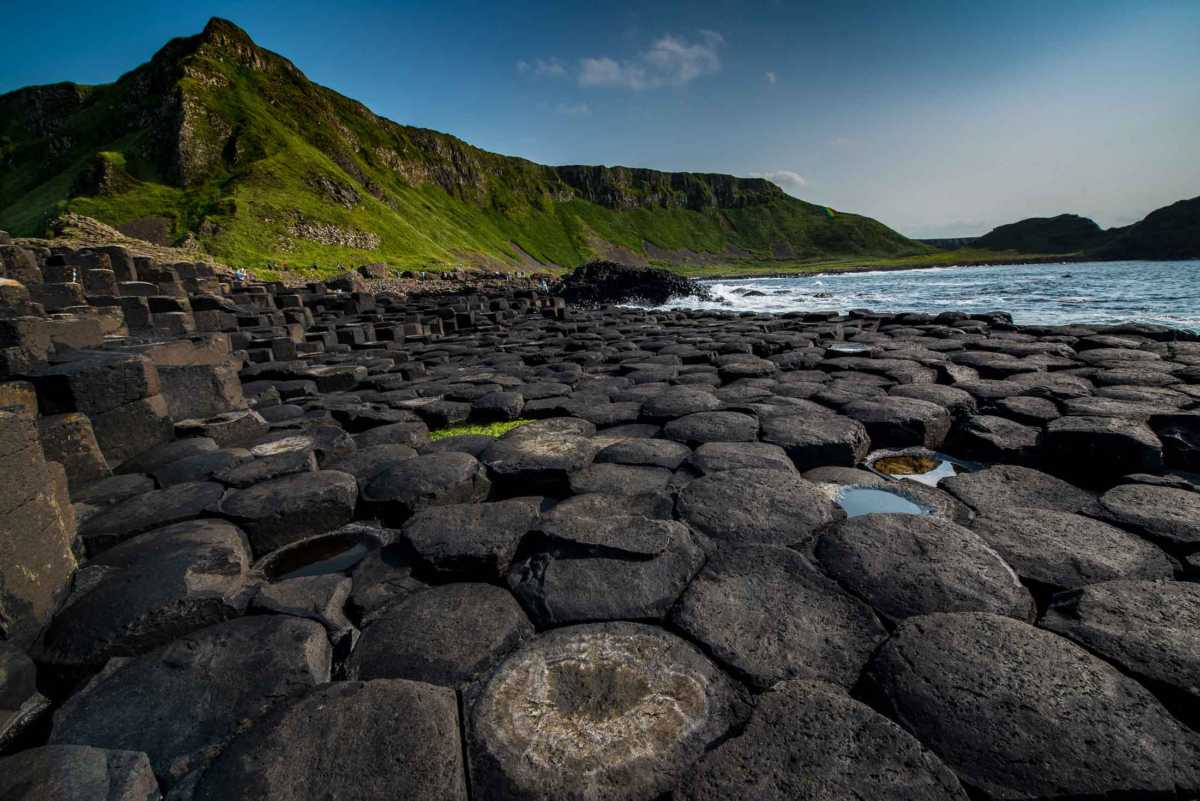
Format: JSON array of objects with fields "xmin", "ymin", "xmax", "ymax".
[
  {"xmin": 270, "ymin": 541, "xmax": 371, "ymax": 581},
  {"xmin": 835, "ymin": 486, "xmax": 930, "ymax": 517},
  {"xmin": 866, "ymin": 449, "xmax": 977, "ymax": 487},
  {"xmin": 826, "ymin": 342, "xmax": 872, "ymax": 354}
]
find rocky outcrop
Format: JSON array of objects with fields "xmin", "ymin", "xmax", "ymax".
[{"xmin": 557, "ymin": 260, "xmax": 710, "ymax": 306}]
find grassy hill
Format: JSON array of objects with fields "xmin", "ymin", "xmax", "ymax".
[{"xmin": 0, "ymin": 18, "xmax": 931, "ymax": 276}]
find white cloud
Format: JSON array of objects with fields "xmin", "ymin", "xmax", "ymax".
[
  {"xmin": 516, "ymin": 58, "xmax": 568, "ymax": 79},
  {"xmin": 765, "ymin": 71, "xmax": 777, "ymax": 84},
  {"xmin": 579, "ymin": 30, "xmax": 725, "ymax": 90},
  {"xmin": 555, "ymin": 101, "xmax": 592, "ymax": 117},
  {"xmin": 751, "ymin": 170, "xmax": 808, "ymax": 192}
]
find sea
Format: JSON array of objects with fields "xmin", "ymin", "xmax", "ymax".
[{"xmin": 652, "ymin": 260, "xmax": 1200, "ymax": 332}]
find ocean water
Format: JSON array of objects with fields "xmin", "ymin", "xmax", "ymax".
[{"xmin": 654, "ymin": 260, "xmax": 1200, "ymax": 331}]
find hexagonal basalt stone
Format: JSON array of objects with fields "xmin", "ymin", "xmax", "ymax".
[
  {"xmin": 1099, "ymin": 484, "xmax": 1200, "ymax": 547},
  {"xmin": 843, "ymin": 397, "xmax": 952, "ymax": 449},
  {"xmin": 466, "ymin": 622, "xmax": 750, "ymax": 801},
  {"xmin": 947, "ymin": 414, "xmax": 1041, "ymax": 464},
  {"xmin": 188, "ymin": 679, "xmax": 468, "ymax": 801},
  {"xmin": 567, "ymin": 462, "xmax": 673, "ymax": 496},
  {"xmin": 814, "ymin": 513, "xmax": 1034, "ymax": 624},
  {"xmin": 1042, "ymin": 580, "xmax": 1200, "ymax": 713},
  {"xmin": 670, "ymin": 544, "xmax": 886, "ymax": 689},
  {"xmin": 677, "ymin": 468, "xmax": 843, "ymax": 547},
  {"xmin": 941, "ymin": 464, "xmax": 1103, "ymax": 516},
  {"xmin": 219, "ymin": 471, "xmax": 358, "ymax": 556},
  {"xmin": 689, "ymin": 441, "xmax": 795, "ymax": 473},
  {"xmin": 865, "ymin": 613, "xmax": 1200, "ymax": 800},
  {"xmin": 663, "ymin": 411, "xmax": 759, "ymax": 445},
  {"xmin": 594, "ymin": 437, "xmax": 691, "ymax": 469},
  {"xmin": 79, "ymin": 481, "xmax": 225, "ymax": 554},
  {"xmin": 760, "ymin": 413, "xmax": 870, "ymax": 470},
  {"xmin": 639, "ymin": 386, "xmax": 722, "ymax": 420},
  {"xmin": 0, "ymin": 746, "xmax": 161, "ymax": 801},
  {"xmin": 362, "ymin": 452, "xmax": 491, "ymax": 524},
  {"xmin": 350, "ymin": 583, "xmax": 532, "ymax": 687},
  {"xmin": 971, "ymin": 507, "xmax": 1173, "ymax": 591},
  {"xmin": 49, "ymin": 616, "xmax": 331, "ymax": 787},
  {"xmin": 1044, "ymin": 415, "xmax": 1164, "ymax": 480},
  {"xmin": 402, "ymin": 498, "xmax": 541, "ymax": 580},
  {"xmin": 676, "ymin": 679, "xmax": 968, "ymax": 801},
  {"xmin": 480, "ymin": 433, "xmax": 597, "ymax": 494}
]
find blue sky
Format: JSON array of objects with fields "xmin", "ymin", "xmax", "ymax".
[{"xmin": 4, "ymin": 0, "xmax": 1198, "ymax": 237}]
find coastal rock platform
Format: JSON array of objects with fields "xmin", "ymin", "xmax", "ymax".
[{"xmin": 3, "ymin": 239, "xmax": 1200, "ymax": 799}]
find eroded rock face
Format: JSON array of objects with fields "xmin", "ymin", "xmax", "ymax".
[
  {"xmin": 676, "ymin": 679, "xmax": 968, "ymax": 801},
  {"xmin": 866, "ymin": 613, "xmax": 1200, "ymax": 800},
  {"xmin": 0, "ymin": 745, "xmax": 161, "ymax": 801},
  {"xmin": 467, "ymin": 622, "xmax": 750, "ymax": 801}
]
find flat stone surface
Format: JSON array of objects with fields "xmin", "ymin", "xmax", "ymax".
[
  {"xmin": 948, "ymin": 414, "xmax": 1041, "ymax": 463},
  {"xmin": 814, "ymin": 513, "xmax": 1034, "ymax": 623},
  {"xmin": 466, "ymin": 622, "xmax": 749, "ymax": 801},
  {"xmin": 480, "ymin": 433, "xmax": 597, "ymax": 493},
  {"xmin": 677, "ymin": 468, "xmax": 843, "ymax": 547},
  {"xmin": 866, "ymin": 612, "xmax": 1200, "ymax": 800},
  {"xmin": 671, "ymin": 543, "xmax": 886, "ymax": 689},
  {"xmin": 594, "ymin": 437, "xmax": 691, "ymax": 469},
  {"xmin": 941, "ymin": 464, "xmax": 1103, "ymax": 516},
  {"xmin": 362, "ymin": 452, "xmax": 490, "ymax": 524},
  {"xmin": 676, "ymin": 679, "xmax": 968, "ymax": 801},
  {"xmin": 350, "ymin": 583, "xmax": 531, "ymax": 687},
  {"xmin": 80, "ymin": 481, "xmax": 225, "ymax": 554},
  {"xmin": 1044, "ymin": 415, "xmax": 1164, "ymax": 479},
  {"xmin": 689, "ymin": 441, "xmax": 795, "ymax": 473},
  {"xmin": 402, "ymin": 498, "xmax": 541, "ymax": 580},
  {"xmin": 50, "ymin": 616, "xmax": 330, "ymax": 786},
  {"xmin": 1100, "ymin": 483, "xmax": 1200, "ymax": 546},
  {"xmin": 662, "ymin": 411, "xmax": 759, "ymax": 445},
  {"xmin": 760, "ymin": 413, "xmax": 870, "ymax": 470},
  {"xmin": 0, "ymin": 745, "xmax": 161, "ymax": 801},
  {"xmin": 972, "ymin": 507, "xmax": 1174, "ymax": 591},
  {"xmin": 843, "ymin": 397, "xmax": 952, "ymax": 449},
  {"xmin": 188, "ymin": 679, "xmax": 467, "ymax": 801},
  {"xmin": 219, "ymin": 470, "xmax": 357, "ymax": 556},
  {"xmin": 1042, "ymin": 579, "xmax": 1200, "ymax": 708},
  {"xmin": 39, "ymin": 519, "xmax": 252, "ymax": 672},
  {"xmin": 567, "ymin": 462, "xmax": 673, "ymax": 495}
]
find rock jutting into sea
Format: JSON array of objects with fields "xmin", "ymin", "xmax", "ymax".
[{"xmin": 3, "ymin": 233, "xmax": 1200, "ymax": 801}]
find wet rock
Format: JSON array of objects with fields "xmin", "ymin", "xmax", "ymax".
[
  {"xmin": 1042, "ymin": 580, "xmax": 1200, "ymax": 714},
  {"xmin": 185, "ymin": 679, "xmax": 467, "ymax": 801},
  {"xmin": 689, "ymin": 441, "xmax": 795, "ymax": 473},
  {"xmin": 0, "ymin": 745, "xmax": 161, "ymax": 801},
  {"xmin": 402, "ymin": 498, "xmax": 541, "ymax": 580},
  {"xmin": 942, "ymin": 464, "xmax": 1103, "ymax": 516},
  {"xmin": 676, "ymin": 679, "xmax": 968, "ymax": 801},
  {"xmin": 865, "ymin": 612, "xmax": 1200, "ymax": 800},
  {"xmin": 760, "ymin": 413, "xmax": 870, "ymax": 470},
  {"xmin": 219, "ymin": 471, "xmax": 357, "ymax": 556},
  {"xmin": 50, "ymin": 616, "xmax": 330, "ymax": 786},
  {"xmin": 362, "ymin": 452, "xmax": 491, "ymax": 524},
  {"xmin": 510, "ymin": 515, "xmax": 704, "ymax": 626},
  {"xmin": 972, "ymin": 507, "xmax": 1173, "ymax": 592},
  {"xmin": 663, "ymin": 410, "xmax": 759, "ymax": 445},
  {"xmin": 1099, "ymin": 484, "xmax": 1200, "ymax": 547},
  {"xmin": 466, "ymin": 622, "xmax": 748, "ymax": 801},
  {"xmin": 480, "ymin": 433, "xmax": 596, "ymax": 494},
  {"xmin": 557, "ymin": 260, "xmax": 709, "ymax": 305},
  {"xmin": 814, "ymin": 513, "xmax": 1034, "ymax": 624},
  {"xmin": 671, "ymin": 544, "xmax": 885, "ymax": 689},
  {"xmin": 40, "ymin": 519, "xmax": 252, "ymax": 673},
  {"xmin": 843, "ymin": 397, "xmax": 952, "ymax": 449},
  {"xmin": 677, "ymin": 468, "xmax": 843, "ymax": 547},
  {"xmin": 79, "ymin": 481, "xmax": 225, "ymax": 554},
  {"xmin": 350, "ymin": 583, "xmax": 531, "ymax": 687}
]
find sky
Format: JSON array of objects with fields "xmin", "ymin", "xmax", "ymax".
[{"xmin": 3, "ymin": 0, "xmax": 1199, "ymax": 238}]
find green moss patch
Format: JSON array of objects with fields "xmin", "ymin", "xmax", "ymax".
[{"xmin": 429, "ymin": 419, "xmax": 535, "ymax": 441}]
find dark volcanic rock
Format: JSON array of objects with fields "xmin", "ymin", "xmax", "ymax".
[
  {"xmin": 670, "ymin": 543, "xmax": 886, "ymax": 689},
  {"xmin": 843, "ymin": 397, "xmax": 952, "ymax": 449},
  {"xmin": 480, "ymin": 433, "xmax": 597, "ymax": 494},
  {"xmin": 1099, "ymin": 484, "xmax": 1200, "ymax": 547},
  {"xmin": 350, "ymin": 583, "xmax": 532, "ymax": 687},
  {"xmin": 219, "ymin": 470, "xmax": 358, "ymax": 556},
  {"xmin": 595, "ymin": 437, "xmax": 691, "ymax": 469},
  {"xmin": 557, "ymin": 260, "xmax": 709, "ymax": 306},
  {"xmin": 40, "ymin": 519, "xmax": 252, "ymax": 672},
  {"xmin": 759, "ymin": 412, "xmax": 870, "ymax": 469},
  {"xmin": 466, "ymin": 622, "xmax": 749, "ymax": 801},
  {"xmin": 689, "ymin": 440, "xmax": 795, "ymax": 473},
  {"xmin": 941, "ymin": 464, "xmax": 1103, "ymax": 516},
  {"xmin": 971, "ymin": 507, "xmax": 1174, "ymax": 591},
  {"xmin": 187, "ymin": 679, "xmax": 467, "ymax": 801},
  {"xmin": 1044, "ymin": 415, "xmax": 1164, "ymax": 479},
  {"xmin": 677, "ymin": 468, "xmax": 843, "ymax": 547},
  {"xmin": 50, "ymin": 616, "xmax": 330, "ymax": 786},
  {"xmin": 0, "ymin": 641, "xmax": 50, "ymax": 752},
  {"xmin": 402, "ymin": 498, "xmax": 541, "ymax": 580},
  {"xmin": 865, "ymin": 612, "xmax": 1200, "ymax": 800},
  {"xmin": 362, "ymin": 452, "xmax": 491, "ymax": 524},
  {"xmin": 0, "ymin": 745, "xmax": 161, "ymax": 801},
  {"xmin": 79, "ymin": 481, "xmax": 225, "ymax": 554},
  {"xmin": 662, "ymin": 410, "xmax": 759, "ymax": 445},
  {"xmin": 948, "ymin": 414, "xmax": 1041, "ymax": 463},
  {"xmin": 567, "ymin": 462, "xmax": 673, "ymax": 495},
  {"xmin": 814, "ymin": 513, "xmax": 1034, "ymax": 624},
  {"xmin": 1042, "ymin": 580, "xmax": 1200, "ymax": 712},
  {"xmin": 676, "ymin": 679, "xmax": 968, "ymax": 801}
]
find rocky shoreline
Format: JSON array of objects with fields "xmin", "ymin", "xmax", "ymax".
[{"xmin": 3, "ymin": 234, "xmax": 1200, "ymax": 800}]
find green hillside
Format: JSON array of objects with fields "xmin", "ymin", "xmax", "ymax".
[{"xmin": 0, "ymin": 18, "xmax": 931, "ymax": 275}]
